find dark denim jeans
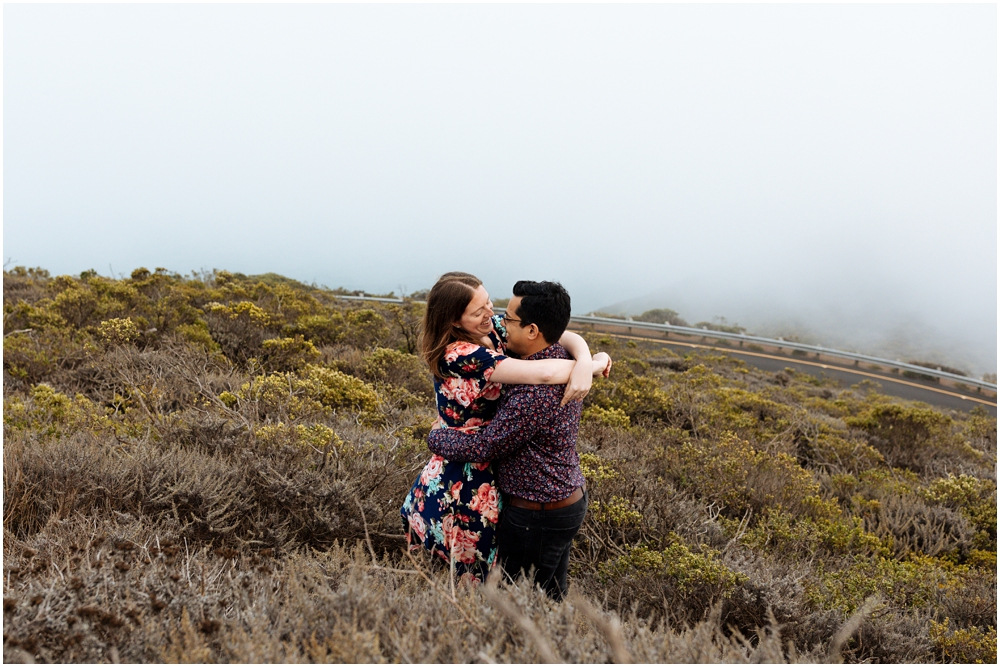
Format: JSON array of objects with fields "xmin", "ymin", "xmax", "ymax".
[{"xmin": 496, "ymin": 491, "xmax": 588, "ymax": 600}]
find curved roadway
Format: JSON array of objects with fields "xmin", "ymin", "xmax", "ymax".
[{"xmin": 572, "ymin": 328, "xmax": 997, "ymax": 416}]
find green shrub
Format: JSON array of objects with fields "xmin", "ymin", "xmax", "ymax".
[
  {"xmin": 232, "ymin": 364, "xmax": 382, "ymax": 425},
  {"xmin": 742, "ymin": 507, "xmax": 889, "ymax": 559},
  {"xmin": 663, "ymin": 431, "xmax": 821, "ymax": 520},
  {"xmin": 590, "ymin": 496, "xmax": 643, "ymax": 528},
  {"xmin": 3, "ymin": 384, "xmax": 115, "ymax": 441},
  {"xmin": 581, "ymin": 405, "xmax": 631, "ymax": 429},
  {"xmin": 97, "ymin": 317, "xmax": 140, "ymax": 347},
  {"xmin": 702, "ymin": 387, "xmax": 791, "ymax": 442},
  {"xmin": 260, "ymin": 336, "xmax": 321, "ymax": 372},
  {"xmin": 254, "ymin": 422, "xmax": 344, "ymax": 454},
  {"xmin": 201, "ymin": 300, "xmax": 277, "ymax": 365},
  {"xmin": 922, "ymin": 474, "xmax": 997, "ymax": 551},
  {"xmin": 342, "ymin": 309, "xmax": 389, "ymax": 349},
  {"xmin": 286, "ymin": 313, "xmax": 345, "ymax": 346},
  {"xmin": 174, "ymin": 320, "xmax": 220, "ymax": 352},
  {"xmin": 845, "ymin": 404, "xmax": 959, "ymax": 473},
  {"xmin": 2, "ymin": 331, "xmax": 72, "ymax": 383},
  {"xmin": 362, "ymin": 347, "xmax": 432, "ymax": 397},
  {"xmin": 803, "ymin": 431, "xmax": 885, "ymax": 474},
  {"xmin": 929, "ymin": 619, "xmax": 997, "ymax": 663},
  {"xmin": 578, "ymin": 452, "xmax": 621, "ymax": 485},
  {"xmin": 807, "ymin": 554, "xmax": 971, "ymax": 615},
  {"xmin": 597, "ymin": 535, "xmax": 747, "ymax": 622},
  {"xmin": 586, "ymin": 366, "xmax": 672, "ymax": 423}
]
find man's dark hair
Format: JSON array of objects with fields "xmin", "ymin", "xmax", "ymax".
[{"xmin": 511, "ymin": 280, "xmax": 571, "ymax": 345}]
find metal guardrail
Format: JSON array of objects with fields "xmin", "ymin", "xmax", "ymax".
[
  {"xmin": 334, "ymin": 294, "xmax": 408, "ymax": 304},
  {"xmin": 330, "ymin": 295, "xmax": 997, "ymax": 392},
  {"xmin": 571, "ymin": 315, "xmax": 998, "ymax": 391}
]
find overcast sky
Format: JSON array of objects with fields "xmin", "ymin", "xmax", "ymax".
[{"xmin": 3, "ymin": 3, "xmax": 996, "ymax": 373}]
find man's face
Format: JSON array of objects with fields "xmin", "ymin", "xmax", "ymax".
[{"xmin": 501, "ymin": 296, "xmax": 534, "ymax": 355}]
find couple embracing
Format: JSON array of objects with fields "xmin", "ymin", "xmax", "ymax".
[{"xmin": 400, "ymin": 272, "xmax": 612, "ymax": 600}]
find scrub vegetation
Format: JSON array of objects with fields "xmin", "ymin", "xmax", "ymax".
[{"xmin": 4, "ymin": 267, "xmax": 996, "ymax": 663}]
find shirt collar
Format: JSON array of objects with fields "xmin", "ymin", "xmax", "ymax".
[{"xmin": 524, "ymin": 342, "xmax": 569, "ymax": 361}]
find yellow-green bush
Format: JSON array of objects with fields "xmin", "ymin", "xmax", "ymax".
[
  {"xmin": 596, "ymin": 535, "xmax": 747, "ymax": 621},
  {"xmin": 98, "ymin": 317, "xmax": 140, "ymax": 347},
  {"xmin": 341, "ymin": 309, "xmax": 389, "ymax": 349},
  {"xmin": 3, "ymin": 331, "xmax": 72, "ymax": 383},
  {"xmin": 260, "ymin": 336, "xmax": 321, "ymax": 372},
  {"xmin": 174, "ymin": 320, "xmax": 220, "ymax": 352},
  {"xmin": 818, "ymin": 431, "xmax": 885, "ymax": 471},
  {"xmin": 922, "ymin": 474, "xmax": 997, "ymax": 551},
  {"xmin": 361, "ymin": 347, "xmax": 432, "ymax": 397},
  {"xmin": 663, "ymin": 431, "xmax": 821, "ymax": 520},
  {"xmin": 582, "ymin": 356, "xmax": 677, "ymax": 424},
  {"xmin": 3, "ymin": 299, "xmax": 70, "ymax": 332},
  {"xmin": 3, "ymin": 384, "xmax": 116, "ymax": 441},
  {"xmin": 846, "ymin": 403, "xmax": 958, "ymax": 473},
  {"xmin": 929, "ymin": 619, "xmax": 997, "ymax": 663},
  {"xmin": 232, "ymin": 364, "xmax": 381, "ymax": 425},
  {"xmin": 204, "ymin": 301, "xmax": 271, "ymax": 327},
  {"xmin": 598, "ymin": 542, "xmax": 742, "ymax": 591},
  {"xmin": 581, "ymin": 405, "xmax": 631, "ymax": 429},
  {"xmin": 591, "ymin": 496, "xmax": 643, "ymax": 528},
  {"xmin": 254, "ymin": 422, "xmax": 344, "ymax": 454},
  {"xmin": 703, "ymin": 387, "xmax": 791, "ymax": 441},
  {"xmin": 742, "ymin": 507, "xmax": 889, "ymax": 559},
  {"xmin": 286, "ymin": 313, "xmax": 345, "ymax": 346},
  {"xmin": 807, "ymin": 554, "xmax": 971, "ymax": 615},
  {"xmin": 579, "ymin": 452, "xmax": 621, "ymax": 485}
]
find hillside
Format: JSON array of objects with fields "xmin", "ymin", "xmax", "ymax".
[{"xmin": 3, "ymin": 267, "xmax": 996, "ymax": 663}]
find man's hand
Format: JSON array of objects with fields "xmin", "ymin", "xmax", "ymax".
[{"xmin": 561, "ymin": 360, "xmax": 594, "ymax": 406}]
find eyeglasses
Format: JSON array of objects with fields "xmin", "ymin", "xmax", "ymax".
[{"xmin": 501, "ymin": 312, "xmax": 522, "ymax": 325}]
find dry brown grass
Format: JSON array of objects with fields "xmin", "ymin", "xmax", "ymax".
[{"xmin": 4, "ymin": 267, "xmax": 996, "ymax": 663}]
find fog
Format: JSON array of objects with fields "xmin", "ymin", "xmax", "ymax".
[{"xmin": 3, "ymin": 4, "xmax": 996, "ymax": 375}]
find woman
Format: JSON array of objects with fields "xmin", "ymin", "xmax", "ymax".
[{"xmin": 400, "ymin": 271, "xmax": 611, "ymax": 581}]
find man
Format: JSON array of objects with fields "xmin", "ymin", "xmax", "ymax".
[{"xmin": 426, "ymin": 280, "xmax": 609, "ymax": 600}]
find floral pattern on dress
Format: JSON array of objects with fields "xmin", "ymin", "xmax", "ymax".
[
  {"xmin": 401, "ymin": 315, "xmax": 508, "ymax": 580},
  {"xmin": 434, "ymin": 329, "xmax": 508, "ymax": 428}
]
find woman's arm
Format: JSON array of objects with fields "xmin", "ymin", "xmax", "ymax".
[
  {"xmin": 559, "ymin": 331, "xmax": 595, "ymax": 404},
  {"xmin": 489, "ymin": 355, "xmax": 608, "ymax": 386}
]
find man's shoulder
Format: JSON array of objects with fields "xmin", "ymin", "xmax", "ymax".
[{"xmin": 544, "ymin": 342, "xmax": 571, "ymax": 360}]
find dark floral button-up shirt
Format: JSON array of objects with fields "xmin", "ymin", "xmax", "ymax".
[{"xmin": 427, "ymin": 342, "xmax": 586, "ymax": 503}]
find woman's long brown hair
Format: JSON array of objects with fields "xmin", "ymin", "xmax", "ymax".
[{"xmin": 421, "ymin": 272, "xmax": 485, "ymax": 380}]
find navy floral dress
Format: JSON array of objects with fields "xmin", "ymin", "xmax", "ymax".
[{"xmin": 400, "ymin": 315, "xmax": 508, "ymax": 580}]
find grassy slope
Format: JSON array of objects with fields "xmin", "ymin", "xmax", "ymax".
[{"xmin": 3, "ymin": 267, "xmax": 996, "ymax": 663}]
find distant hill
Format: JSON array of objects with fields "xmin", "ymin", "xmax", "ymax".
[{"xmin": 596, "ymin": 290, "xmax": 995, "ymax": 380}]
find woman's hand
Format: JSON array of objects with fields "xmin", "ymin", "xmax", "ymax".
[
  {"xmin": 594, "ymin": 351, "xmax": 612, "ymax": 378},
  {"xmin": 560, "ymin": 360, "xmax": 595, "ymax": 406}
]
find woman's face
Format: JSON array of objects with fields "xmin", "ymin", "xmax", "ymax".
[{"xmin": 455, "ymin": 284, "xmax": 494, "ymax": 338}]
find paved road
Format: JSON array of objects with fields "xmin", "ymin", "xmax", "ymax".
[{"xmin": 571, "ymin": 328, "xmax": 997, "ymax": 416}]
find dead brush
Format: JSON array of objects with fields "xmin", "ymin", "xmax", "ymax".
[
  {"xmin": 863, "ymin": 492, "xmax": 974, "ymax": 559},
  {"xmin": 4, "ymin": 268, "xmax": 997, "ymax": 664},
  {"xmin": 6, "ymin": 509, "xmax": 837, "ymax": 664}
]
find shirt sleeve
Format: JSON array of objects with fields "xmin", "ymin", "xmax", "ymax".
[
  {"xmin": 427, "ymin": 386, "xmax": 542, "ymax": 462},
  {"xmin": 440, "ymin": 341, "xmax": 507, "ymax": 391}
]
